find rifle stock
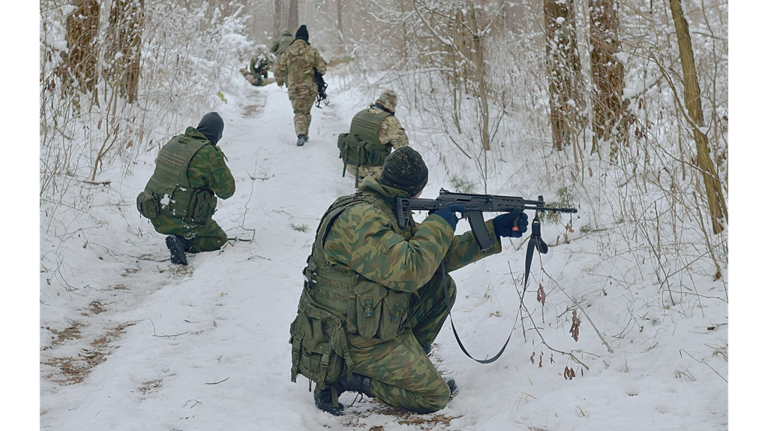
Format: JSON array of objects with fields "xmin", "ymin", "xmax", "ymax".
[{"xmin": 396, "ymin": 189, "xmax": 577, "ymax": 251}]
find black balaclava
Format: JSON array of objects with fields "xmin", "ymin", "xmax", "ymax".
[
  {"xmin": 295, "ymin": 25, "xmax": 309, "ymax": 42},
  {"xmin": 196, "ymin": 112, "xmax": 224, "ymax": 145},
  {"xmin": 378, "ymin": 147, "xmax": 429, "ymax": 196}
]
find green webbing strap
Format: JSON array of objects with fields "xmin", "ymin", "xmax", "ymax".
[
  {"xmin": 318, "ymin": 348, "xmax": 330, "ymax": 388},
  {"xmin": 330, "ymin": 386, "xmax": 339, "ymax": 408},
  {"xmin": 290, "ymin": 331, "xmax": 304, "ymax": 383},
  {"xmin": 354, "ymin": 141, "xmax": 364, "ymax": 188}
]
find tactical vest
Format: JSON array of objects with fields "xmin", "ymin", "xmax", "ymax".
[
  {"xmin": 350, "ymin": 109, "xmax": 391, "ymax": 150},
  {"xmin": 143, "ymin": 133, "xmax": 216, "ymax": 221},
  {"xmin": 303, "ymin": 191, "xmax": 413, "ymax": 319},
  {"xmin": 290, "ymin": 192, "xmax": 413, "ymax": 392},
  {"xmin": 337, "ymin": 109, "xmax": 393, "ymax": 178}
]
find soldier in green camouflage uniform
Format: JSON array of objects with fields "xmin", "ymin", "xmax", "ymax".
[
  {"xmin": 273, "ymin": 25, "xmax": 327, "ymax": 146},
  {"xmin": 271, "ymin": 29, "xmax": 293, "ymax": 57},
  {"xmin": 289, "ymin": 147, "xmax": 529, "ymax": 414},
  {"xmin": 136, "ymin": 112, "xmax": 236, "ymax": 265},
  {"xmin": 340, "ymin": 90, "xmax": 409, "ymax": 185}
]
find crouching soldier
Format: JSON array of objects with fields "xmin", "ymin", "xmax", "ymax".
[
  {"xmin": 337, "ymin": 90, "xmax": 409, "ymax": 187},
  {"xmin": 288, "ymin": 147, "xmax": 529, "ymax": 415},
  {"xmin": 136, "ymin": 112, "xmax": 236, "ymax": 265},
  {"xmin": 239, "ymin": 45, "xmax": 275, "ymax": 86}
]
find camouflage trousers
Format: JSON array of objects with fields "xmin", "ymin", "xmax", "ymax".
[
  {"xmin": 150, "ymin": 213, "xmax": 228, "ymax": 253},
  {"xmin": 346, "ymin": 272, "xmax": 457, "ymax": 413},
  {"xmin": 240, "ymin": 68, "xmax": 275, "ymax": 87},
  {"xmin": 288, "ymin": 84, "xmax": 318, "ymax": 136},
  {"xmin": 239, "ymin": 68, "xmax": 263, "ymax": 86}
]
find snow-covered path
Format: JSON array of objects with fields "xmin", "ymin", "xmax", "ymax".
[{"xmin": 39, "ymin": 75, "xmax": 729, "ymax": 431}]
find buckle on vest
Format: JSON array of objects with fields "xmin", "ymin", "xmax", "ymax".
[{"xmin": 303, "ymin": 266, "xmax": 317, "ymax": 289}]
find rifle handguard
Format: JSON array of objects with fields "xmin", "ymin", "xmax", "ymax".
[{"xmin": 396, "ymin": 190, "xmax": 577, "ymax": 250}]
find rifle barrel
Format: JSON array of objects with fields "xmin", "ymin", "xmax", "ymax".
[{"xmin": 524, "ymin": 205, "xmax": 578, "ymax": 213}]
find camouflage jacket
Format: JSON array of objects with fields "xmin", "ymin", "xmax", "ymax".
[
  {"xmin": 157, "ymin": 127, "xmax": 235, "ymax": 199},
  {"xmin": 273, "ymin": 40, "xmax": 327, "ymax": 88},
  {"xmin": 371, "ymin": 105, "xmax": 409, "ymax": 150},
  {"xmin": 142, "ymin": 127, "xmax": 235, "ymax": 221},
  {"xmin": 323, "ymin": 177, "xmax": 502, "ymax": 293},
  {"xmin": 182, "ymin": 128, "xmax": 236, "ymax": 199}
]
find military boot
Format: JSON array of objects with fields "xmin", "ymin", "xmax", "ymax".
[
  {"xmin": 337, "ymin": 373, "xmax": 373, "ymax": 397},
  {"xmin": 166, "ymin": 235, "xmax": 191, "ymax": 265},
  {"xmin": 314, "ymin": 387, "xmax": 344, "ymax": 416},
  {"xmin": 445, "ymin": 378, "xmax": 458, "ymax": 396},
  {"xmin": 314, "ymin": 374, "xmax": 372, "ymax": 415},
  {"xmin": 297, "ymin": 134, "xmax": 308, "ymax": 146},
  {"xmin": 422, "ymin": 344, "xmax": 433, "ymax": 356}
]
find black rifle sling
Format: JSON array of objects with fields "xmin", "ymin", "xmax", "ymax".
[
  {"xmin": 523, "ymin": 213, "xmax": 548, "ymax": 294},
  {"xmin": 441, "ymin": 261, "xmax": 512, "ymax": 364},
  {"xmin": 442, "ymin": 212, "xmax": 547, "ymax": 364}
]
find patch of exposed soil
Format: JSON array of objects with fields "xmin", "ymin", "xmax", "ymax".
[
  {"xmin": 341, "ymin": 399, "xmax": 460, "ymax": 430},
  {"xmin": 43, "ymin": 322, "xmax": 137, "ymax": 385}
]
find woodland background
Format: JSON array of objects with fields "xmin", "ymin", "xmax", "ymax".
[
  {"xmin": 38, "ymin": 0, "xmax": 729, "ymax": 246},
  {"xmin": 14, "ymin": 0, "xmax": 758, "ymax": 428}
]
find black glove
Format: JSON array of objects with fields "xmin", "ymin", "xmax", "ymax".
[
  {"xmin": 492, "ymin": 210, "xmax": 528, "ymax": 238},
  {"xmin": 432, "ymin": 205, "xmax": 466, "ymax": 231}
]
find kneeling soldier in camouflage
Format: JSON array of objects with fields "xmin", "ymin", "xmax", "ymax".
[
  {"xmin": 289, "ymin": 146, "xmax": 529, "ymax": 414},
  {"xmin": 136, "ymin": 112, "xmax": 236, "ymax": 265}
]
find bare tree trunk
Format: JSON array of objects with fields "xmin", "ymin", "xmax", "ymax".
[
  {"xmin": 123, "ymin": 0, "xmax": 144, "ymax": 104},
  {"xmin": 399, "ymin": 0, "xmax": 408, "ymax": 64},
  {"xmin": 725, "ymin": 44, "xmax": 731, "ymax": 198},
  {"xmin": 274, "ymin": 0, "xmax": 283, "ymax": 39},
  {"xmin": 588, "ymin": 0, "xmax": 625, "ymax": 159},
  {"xmin": 669, "ymin": 0, "xmax": 727, "ymax": 234},
  {"xmin": 65, "ymin": 0, "xmax": 100, "ymax": 96},
  {"xmin": 544, "ymin": 0, "xmax": 584, "ymax": 151},
  {"xmin": 468, "ymin": 2, "xmax": 490, "ymax": 151},
  {"xmin": 105, "ymin": 0, "xmax": 145, "ymax": 104},
  {"xmin": 337, "ymin": 0, "xmax": 343, "ymax": 35},
  {"xmin": 288, "ymin": 0, "xmax": 299, "ymax": 32},
  {"xmin": 450, "ymin": 7, "xmax": 465, "ymax": 133}
]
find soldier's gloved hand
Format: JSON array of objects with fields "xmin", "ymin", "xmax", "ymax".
[
  {"xmin": 432, "ymin": 205, "xmax": 466, "ymax": 231},
  {"xmin": 493, "ymin": 210, "xmax": 528, "ymax": 238}
]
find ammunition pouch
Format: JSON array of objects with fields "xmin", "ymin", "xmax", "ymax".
[
  {"xmin": 348, "ymin": 280, "xmax": 409, "ymax": 341},
  {"xmin": 289, "ymin": 304, "xmax": 354, "ymax": 390},
  {"xmin": 190, "ymin": 189, "xmax": 216, "ymax": 221},
  {"xmin": 162, "ymin": 188, "xmax": 216, "ymax": 222},
  {"xmin": 136, "ymin": 191, "xmax": 160, "ymax": 219},
  {"xmin": 337, "ymin": 133, "xmax": 390, "ymax": 168}
]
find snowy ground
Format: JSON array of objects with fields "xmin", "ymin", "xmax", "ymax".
[{"xmin": 29, "ymin": 69, "xmax": 737, "ymax": 431}]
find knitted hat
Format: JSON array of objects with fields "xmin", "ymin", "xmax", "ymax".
[
  {"xmin": 378, "ymin": 147, "xmax": 429, "ymax": 196},
  {"xmin": 295, "ymin": 25, "xmax": 309, "ymax": 42},
  {"xmin": 376, "ymin": 90, "xmax": 398, "ymax": 113},
  {"xmin": 196, "ymin": 112, "xmax": 224, "ymax": 145}
]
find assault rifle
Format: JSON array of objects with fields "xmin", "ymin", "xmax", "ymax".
[
  {"xmin": 313, "ymin": 67, "xmax": 328, "ymax": 108},
  {"xmin": 396, "ymin": 189, "xmax": 577, "ymax": 251}
]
